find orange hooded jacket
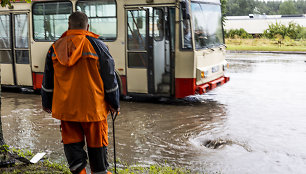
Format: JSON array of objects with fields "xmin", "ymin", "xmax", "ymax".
[{"xmin": 50, "ymin": 30, "xmax": 109, "ymax": 122}]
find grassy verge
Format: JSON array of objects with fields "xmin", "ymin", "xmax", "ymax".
[
  {"xmin": 0, "ymin": 145, "xmax": 192, "ymax": 174},
  {"xmin": 0, "ymin": 160, "xmax": 70, "ymax": 174},
  {"xmin": 0, "ymin": 145, "xmax": 70, "ymax": 174},
  {"xmin": 1, "ymin": 161, "xmax": 191, "ymax": 174},
  {"xmin": 225, "ymin": 38, "xmax": 306, "ymax": 52},
  {"xmin": 113, "ymin": 164, "xmax": 191, "ymax": 174}
]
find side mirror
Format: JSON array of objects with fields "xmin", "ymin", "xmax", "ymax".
[{"xmin": 181, "ymin": 0, "xmax": 190, "ymax": 20}]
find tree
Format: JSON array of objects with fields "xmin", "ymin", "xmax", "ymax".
[
  {"xmin": 226, "ymin": 0, "xmax": 242, "ymax": 16},
  {"xmin": 253, "ymin": 1, "xmax": 270, "ymax": 15},
  {"xmin": 1, "ymin": 0, "xmax": 31, "ymax": 7},
  {"xmin": 296, "ymin": 0, "xmax": 306, "ymax": 14},
  {"xmin": 265, "ymin": 1, "xmax": 282, "ymax": 15},
  {"xmin": 221, "ymin": 0, "xmax": 227, "ymax": 26},
  {"xmin": 225, "ymin": 0, "xmax": 306, "ymax": 16},
  {"xmin": 278, "ymin": 0, "xmax": 299, "ymax": 15},
  {"xmin": 226, "ymin": 0, "xmax": 257, "ymax": 16}
]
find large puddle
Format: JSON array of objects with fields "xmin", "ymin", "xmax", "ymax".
[{"xmin": 2, "ymin": 53, "xmax": 306, "ymax": 173}]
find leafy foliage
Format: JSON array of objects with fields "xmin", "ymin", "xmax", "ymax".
[
  {"xmin": 226, "ymin": 23, "xmax": 306, "ymax": 40},
  {"xmin": 1, "ymin": 0, "xmax": 31, "ymax": 7},
  {"xmin": 224, "ymin": 28, "xmax": 252, "ymax": 39},
  {"xmin": 278, "ymin": 0, "xmax": 299, "ymax": 15},
  {"xmin": 226, "ymin": 0, "xmax": 257, "ymax": 16},
  {"xmin": 263, "ymin": 22, "xmax": 306, "ymax": 39},
  {"xmin": 220, "ymin": 0, "xmax": 227, "ymax": 26},
  {"xmin": 225, "ymin": 38, "xmax": 306, "ymax": 51},
  {"xmin": 226, "ymin": 0, "xmax": 306, "ymax": 16}
]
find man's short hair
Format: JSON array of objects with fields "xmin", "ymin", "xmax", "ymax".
[{"xmin": 69, "ymin": 11, "xmax": 88, "ymax": 29}]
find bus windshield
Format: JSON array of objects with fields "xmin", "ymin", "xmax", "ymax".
[{"xmin": 191, "ymin": 2, "xmax": 224, "ymax": 49}]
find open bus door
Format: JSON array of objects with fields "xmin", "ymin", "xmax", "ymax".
[
  {"xmin": 126, "ymin": 7, "xmax": 175, "ymax": 96},
  {"xmin": 0, "ymin": 13, "xmax": 32, "ymax": 87},
  {"xmin": 126, "ymin": 9, "xmax": 149, "ymax": 94}
]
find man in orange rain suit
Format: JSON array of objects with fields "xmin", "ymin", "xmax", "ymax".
[{"xmin": 41, "ymin": 11, "xmax": 120, "ymax": 174}]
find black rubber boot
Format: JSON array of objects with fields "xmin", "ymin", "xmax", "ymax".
[
  {"xmin": 64, "ymin": 141, "xmax": 88, "ymax": 174},
  {"xmin": 87, "ymin": 146, "xmax": 109, "ymax": 173}
]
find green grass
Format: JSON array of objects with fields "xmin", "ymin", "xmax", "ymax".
[
  {"xmin": 225, "ymin": 38, "xmax": 306, "ymax": 52},
  {"xmin": 0, "ymin": 161, "xmax": 71, "ymax": 174},
  {"xmin": 0, "ymin": 145, "xmax": 193, "ymax": 174},
  {"xmin": 0, "ymin": 145, "xmax": 192, "ymax": 174},
  {"xmin": 0, "ymin": 145, "xmax": 70, "ymax": 174},
  {"xmin": 113, "ymin": 164, "xmax": 192, "ymax": 174},
  {"xmin": 1, "ymin": 162, "xmax": 192, "ymax": 174}
]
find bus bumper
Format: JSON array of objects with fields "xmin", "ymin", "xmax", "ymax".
[
  {"xmin": 196, "ymin": 76, "xmax": 230, "ymax": 95},
  {"xmin": 175, "ymin": 76, "xmax": 230, "ymax": 98}
]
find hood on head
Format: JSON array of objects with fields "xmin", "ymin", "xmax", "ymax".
[{"xmin": 52, "ymin": 30, "xmax": 99, "ymax": 67}]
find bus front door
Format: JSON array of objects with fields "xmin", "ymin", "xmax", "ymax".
[
  {"xmin": 126, "ymin": 7, "xmax": 174, "ymax": 96},
  {"xmin": 0, "ymin": 13, "xmax": 32, "ymax": 87},
  {"xmin": 126, "ymin": 9, "xmax": 149, "ymax": 94}
]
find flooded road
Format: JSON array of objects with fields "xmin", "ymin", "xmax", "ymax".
[{"xmin": 2, "ymin": 53, "xmax": 306, "ymax": 173}]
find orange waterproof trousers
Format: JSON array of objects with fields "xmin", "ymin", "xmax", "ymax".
[
  {"xmin": 61, "ymin": 121, "xmax": 109, "ymax": 174},
  {"xmin": 61, "ymin": 120, "xmax": 108, "ymax": 147}
]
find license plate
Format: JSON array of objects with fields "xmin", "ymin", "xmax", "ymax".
[{"xmin": 212, "ymin": 66, "xmax": 219, "ymax": 73}]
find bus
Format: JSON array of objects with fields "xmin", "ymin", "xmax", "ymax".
[{"xmin": 0, "ymin": 0, "xmax": 229, "ymax": 98}]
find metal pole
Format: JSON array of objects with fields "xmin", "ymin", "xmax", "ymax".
[{"xmin": 111, "ymin": 111, "xmax": 118, "ymax": 174}]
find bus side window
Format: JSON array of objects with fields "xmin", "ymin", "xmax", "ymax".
[
  {"xmin": 76, "ymin": 0, "xmax": 117, "ymax": 41},
  {"xmin": 153, "ymin": 8, "xmax": 164, "ymax": 41},
  {"xmin": 180, "ymin": 6, "xmax": 192, "ymax": 49},
  {"xmin": 182, "ymin": 20, "xmax": 192, "ymax": 49},
  {"xmin": 32, "ymin": 1, "xmax": 72, "ymax": 41},
  {"xmin": 0, "ymin": 15, "xmax": 12, "ymax": 64}
]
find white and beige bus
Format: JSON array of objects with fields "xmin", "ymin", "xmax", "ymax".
[{"xmin": 0, "ymin": 0, "xmax": 229, "ymax": 98}]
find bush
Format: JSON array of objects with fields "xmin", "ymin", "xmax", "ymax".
[
  {"xmin": 296, "ymin": 26, "xmax": 306, "ymax": 39},
  {"xmin": 263, "ymin": 22, "xmax": 306, "ymax": 40},
  {"xmin": 224, "ymin": 28, "xmax": 252, "ymax": 39}
]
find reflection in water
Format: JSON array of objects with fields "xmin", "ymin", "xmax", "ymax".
[
  {"xmin": 113, "ymin": 100, "xmax": 227, "ymax": 168},
  {"xmin": 1, "ymin": 93, "xmax": 64, "ymax": 162},
  {"xmin": 1, "ymin": 53, "xmax": 306, "ymax": 173},
  {"xmin": 199, "ymin": 53, "xmax": 306, "ymax": 174}
]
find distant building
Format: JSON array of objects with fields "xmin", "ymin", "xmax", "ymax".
[{"xmin": 224, "ymin": 14, "xmax": 306, "ymax": 34}]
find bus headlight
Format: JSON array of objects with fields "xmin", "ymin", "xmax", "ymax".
[
  {"xmin": 201, "ymin": 70, "xmax": 209, "ymax": 78},
  {"xmin": 197, "ymin": 68, "xmax": 209, "ymax": 81},
  {"xmin": 223, "ymin": 64, "xmax": 229, "ymax": 71},
  {"xmin": 222, "ymin": 60, "xmax": 229, "ymax": 71}
]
